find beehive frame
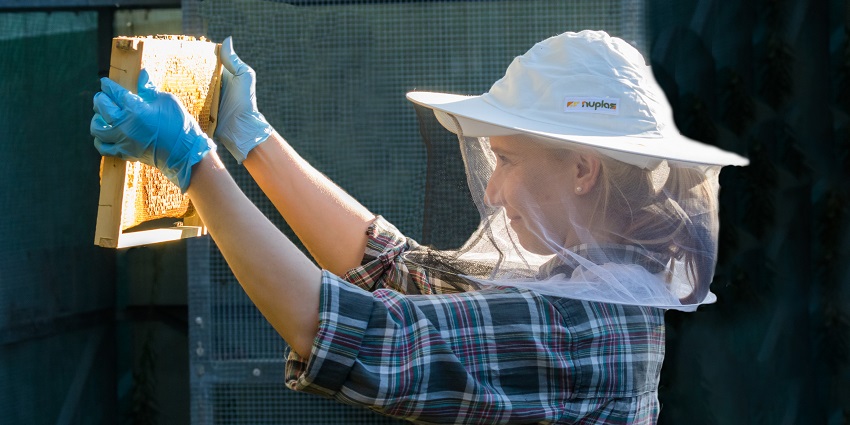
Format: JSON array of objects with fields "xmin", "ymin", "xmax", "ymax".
[{"xmin": 94, "ymin": 36, "xmax": 222, "ymax": 248}]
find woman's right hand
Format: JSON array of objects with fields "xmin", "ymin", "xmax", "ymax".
[
  {"xmin": 215, "ymin": 36, "xmax": 273, "ymax": 164},
  {"xmin": 91, "ymin": 69, "xmax": 215, "ymax": 192}
]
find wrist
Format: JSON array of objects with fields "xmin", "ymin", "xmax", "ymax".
[
  {"xmin": 167, "ymin": 134, "xmax": 217, "ymax": 192},
  {"xmin": 232, "ymin": 113, "xmax": 273, "ymax": 164}
]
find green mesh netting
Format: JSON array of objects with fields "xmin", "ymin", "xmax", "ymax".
[{"xmin": 185, "ymin": 1, "xmax": 646, "ymax": 423}]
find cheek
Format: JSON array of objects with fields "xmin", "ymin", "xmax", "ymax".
[
  {"xmin": 527, "ymin": 165, "xmax": 570, "ymax": 204},
  {"xmin": 490, "ymin": 158, "xmax": 570, "ymax": 210}
]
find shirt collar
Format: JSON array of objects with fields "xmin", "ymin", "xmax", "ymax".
[{"xmin": 536, "ymin": 243, "xmax": 669, "ymax": 279}]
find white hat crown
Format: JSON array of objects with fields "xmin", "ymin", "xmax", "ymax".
[{"xmin": 484, "ymin": 30, "xmax": 668, "ymax": 139}]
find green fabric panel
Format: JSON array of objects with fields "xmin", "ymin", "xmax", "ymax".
[{"xmin": 0, "ymin": 12, "xmax": 116, "ymax": 425}]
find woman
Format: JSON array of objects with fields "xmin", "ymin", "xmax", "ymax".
[{"xmin": 92, "ymin": 30, "xmax": 747, "ymax": 424}]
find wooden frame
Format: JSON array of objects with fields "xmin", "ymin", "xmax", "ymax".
[
  {"xmin": 94, "ymin": 36, "xmax": 222, "ymax": 248},
  {"xmin": 0, "ymin": 0, "xmax": 179, "ymax": 10}
]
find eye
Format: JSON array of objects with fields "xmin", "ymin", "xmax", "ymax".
[{"xmin": 496, "ymin": 154, "xmax": 512, "ymax": 165}]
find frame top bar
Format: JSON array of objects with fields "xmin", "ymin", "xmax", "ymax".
[{"xmin": 0, "ymin": 0, "xmax": 180, "ymax": 10}]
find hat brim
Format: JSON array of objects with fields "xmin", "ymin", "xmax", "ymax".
[{"xmin": 407, "ymin": 91, "xmax": 749, "ymax": 167}]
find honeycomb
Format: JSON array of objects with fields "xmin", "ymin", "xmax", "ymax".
[{"xmin": 116, "ymin": 35, "xmax": 219, "ymax": 230}]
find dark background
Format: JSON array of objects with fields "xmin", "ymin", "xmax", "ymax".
[{"xmin": 647, "ymin": 1, "xmax": 849, "ymax": 423}]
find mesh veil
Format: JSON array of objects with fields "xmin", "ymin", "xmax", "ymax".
[{"xmin": 405, "ymin": 113, "xmax": 722, "ymax": 312}]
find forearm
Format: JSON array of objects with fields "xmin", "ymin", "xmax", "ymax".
[
  {"xmin": 187, "ymin": 151, "xmax": 320, "ymax": 357},
  {"xmin": 242, "ymin": 131, "xmax": 376, "ymax": 276}
]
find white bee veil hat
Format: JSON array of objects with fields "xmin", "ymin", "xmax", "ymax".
[
  {"xmin": 407, "ymin": 30, "xmax": 748, "ymax": 169},
  {"xmin": 404, "ymin": 30, "xmax": 747, "ymax": 312}
]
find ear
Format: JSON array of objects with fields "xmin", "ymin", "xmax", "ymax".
[{"xmin": 573, "ymin": 152, "xmax": 601, "ymax": 195}]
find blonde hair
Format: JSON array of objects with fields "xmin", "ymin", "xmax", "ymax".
[{"xmin": 590, "ymin": 156, "xmax": 718, "ymax": 304}]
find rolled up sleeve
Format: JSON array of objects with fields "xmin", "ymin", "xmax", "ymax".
[
  {"xmin": 342, "ymin": 216, "xmax": 434, "ymax": 295},
  {"xmin": 285, "ymin": 271, "xmax": 375, "ymax": 397}
]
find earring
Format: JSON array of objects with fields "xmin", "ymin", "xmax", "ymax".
[{"xmin": 575, "ymin": 186, "xmax": 583, "ymax": 194}]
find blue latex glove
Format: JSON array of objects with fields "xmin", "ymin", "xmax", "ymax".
[
  {"xmin": 215, "ymin": 36, "xmax": 273, "ymax": 164},
  {"xmin": 91, "ymin": 70, "xmax": 216, "ymax": 192}
]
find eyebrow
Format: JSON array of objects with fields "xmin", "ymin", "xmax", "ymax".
[
  {"xmin": 492, "ymin": 145, "xmax": 526, "ymax": 159},
  {"xmin": 489, "ymin": 142, "xmax": 516, "ymax": 155}
]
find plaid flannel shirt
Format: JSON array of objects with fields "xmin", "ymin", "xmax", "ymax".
[{"xmin": 285, "ymin": 217, "xmax": 666, "ymax": 424}]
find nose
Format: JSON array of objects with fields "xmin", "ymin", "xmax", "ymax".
[{"xmin": 484, "ymin": 172, "xmax": 503, "ymax": 208}]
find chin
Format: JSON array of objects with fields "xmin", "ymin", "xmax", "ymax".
[
  {"xmin": 508, "ymin": 217, "xmax": 559, "ymax": 255},
  {"xmin": 515, "ymin": 231, "xmax": 556, "ymax": 256}
]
